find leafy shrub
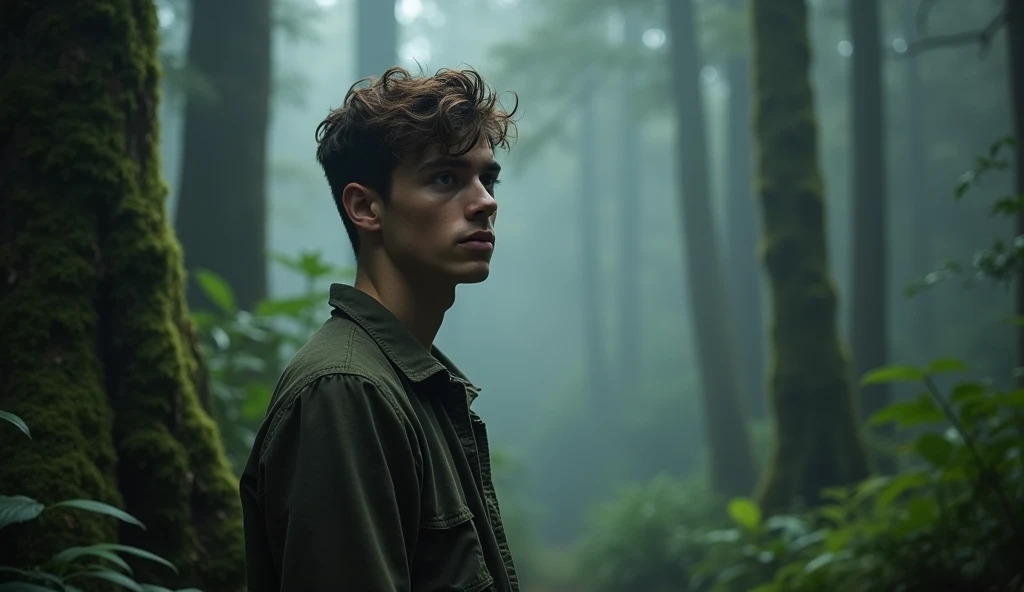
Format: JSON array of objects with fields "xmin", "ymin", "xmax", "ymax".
[
  {"xmin": 574, "ymin": 475, "xmax": 726, "ymax": 592},
  {"xmin": 0, "ymin": 412, "xmax": 197, "ymax": 592},
  {"xmin": 693, "ymin": 359, "xmax": 1024, "ymax": 592},
  {"xmin": 190, "ymin": 250, "xmax": 352, "ymax": 471}
]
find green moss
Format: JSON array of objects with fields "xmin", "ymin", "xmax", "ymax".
[
  {"xmin": 749, "ymin": 0, "xmax": 871, "ymax": 513},
  {"xmin": 95, "ymin": 1, "xmax": 246, "ymax": 589},
  {"xmin": 0, "ymin": 2, "xmax": 125, "ymax": 570},
  {"xmin": 1, "ymin": 2, "xmax": 244, "ymax": 589}
]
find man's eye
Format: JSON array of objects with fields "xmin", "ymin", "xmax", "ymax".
[{"xmin": 433, "ymin": 173, "xmax": 455, "ymax": 186}]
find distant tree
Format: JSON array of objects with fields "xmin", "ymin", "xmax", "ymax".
[
  {"xmin": 748, "ymin": 0, "xmax": 871, "ymax": 512},
  {"xmin": 667, "ymin": 0, "xmax": 757, "ymax": 496},
  {"xmin": 721, "ymin": 0, "xmax": 768, "ymax": 421},
  {"xmin": 0, "ymin": 1, "xmax": 245, "ymax": 588},
  {"xmin": 174, "ymin": 0, "xmax": 272, "ymax": 312},
  {"xmin": 491, "ymin": 0, "xmax": 758, "ymax": 497}
]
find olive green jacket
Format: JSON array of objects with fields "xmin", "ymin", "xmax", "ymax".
[{"xmin": 239, "ymin": 284, "xmax": 519, "ymax": 592}]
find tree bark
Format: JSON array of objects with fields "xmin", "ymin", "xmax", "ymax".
[
  {"xmin": 0, "ymin": 2, "xmax": 246, "ymax": 589},
  {"xmin": 723, "ymin": 0, "xmax": 767, "ymax": 420},
  {"xmin": 1007, "ymin": 0, "xmax": 1024, "ymax": 380},
  {"xmin": 902, "ymin": 0, "xmax": 935, "ymax": 360},
  {"xmin": 668, "ymin": 0, "xmax": 757, "ymax": 496},
  {"xmin": 748, "ymin": 0, "xmax": 871, "ymax": 512},
  {"xmin": 174, "ymin": 0, "xmax": 272, "ymax": 312},
  {"xmin": 849, "ymin": 0, "xmax": 890, "ymax": 421}
]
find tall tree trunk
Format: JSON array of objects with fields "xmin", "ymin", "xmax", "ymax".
[
  {"xmin": 668, "ymin": 0, "xmax": 757, "ymax": 496},
  {"xmin": 1007, "ymin": 0, "xmax": 1024, "ymax": 379},
  {"xmin": 581, "ymin": 93, "xmax": 609, "ymax": 408},
  {"xmin": 174, "ymin": 0, "xmax": 272, "ymax": 312},
  {"xmin": 902, "ymin": 0, "xmax": 934, "ymax": 359},
  {"xmin": 0, "ymin": 2, "xmax": 246, "ymax": 589},
  {"xmin": 850, "ymin": 0, "xmax": 890, "ymax": 421},
  {"xmin": 723, "ymin": 0, "xmax": 767, "ymax": 420},
  {"xmin": 357, "ymin": 0, "xmax": 398, "ymax": 79},
  {"xmin": 749, "ymin": 0, "xmax": 871, "ymax": 512},
  {"xmin": 618, "ymin": 9, "xmax": 643, "ymax": 389}
]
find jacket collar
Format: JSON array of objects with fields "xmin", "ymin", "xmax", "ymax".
[{"xmin": 328, "ymin": 283, "xmax": 481, "ymax": 402}]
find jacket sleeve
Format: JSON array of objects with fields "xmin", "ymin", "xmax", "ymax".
[{"xmin": 259, "ymin": 373, "xmax": 422, "ymax": 591}]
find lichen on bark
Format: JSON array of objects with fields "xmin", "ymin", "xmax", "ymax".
[
  {"xmin": 0, "ymin": 2, "xmax": 245, "ymax": 589},
  {"xmin": 749, "ymin": 0, "xmax": 872, "ymax": 513}
]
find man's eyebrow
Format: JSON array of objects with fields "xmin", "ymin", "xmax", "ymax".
[{"xmin": 418, "ymin": 157, "xmax": 501, "ymax": 174}]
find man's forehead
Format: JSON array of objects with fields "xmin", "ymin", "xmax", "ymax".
[{"xmin": 412, "ymin": 140, "xmax": 497, "ymax": 169}]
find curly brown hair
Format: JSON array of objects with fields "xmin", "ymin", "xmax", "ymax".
[{"xmin": 315, "ymin": 66, "xmax": 519, "ymax": 254}]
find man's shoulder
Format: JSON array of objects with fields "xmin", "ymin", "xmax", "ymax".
[{"xmin": 272, "ymin": 315, "xmax": 407, "ymax": 408}]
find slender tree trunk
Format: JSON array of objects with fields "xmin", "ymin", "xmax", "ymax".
[
  {"xmin": 1007, "ymin": 0, "xmax": 1024, "ymax": 379},
  {"xmin": 0, "ymin": 1, "xmax": 245, "ymax": 589},
  {"xmin": 357, "ymin": 0, "xmax": 398, "ymax": 79},
  {"xmin": 618, "ymin": 9, "xmax": 643, "ymax": 388},
  {"xmin": 723, "ymin": 0, "xmax": 767, "ymax": 420},
  {"xmin": 749, "ymin": 0, "xmax": 871, "ymax": 512},
  {"xmin": 902, "ymin": 0, "xmax": 934, "ymax": 359},
  {"xmin": 850, "ymin": 0, "xmax": 890, "ymax": 421},
  {"xmin": 668, "ymin": 0, "xmax": 757, "ymax": 496},
  {"xmin": 581, "ymin": 93, "xmax": 609, "ymax": 408},
  {"xmin": 174, "ymin": 0, "xmax": 272, "ymax": 312}
]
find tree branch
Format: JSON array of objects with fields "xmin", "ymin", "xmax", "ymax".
[{"xmin": 898, "ymin": 2, "xmax": 1008, "ymax": 58}]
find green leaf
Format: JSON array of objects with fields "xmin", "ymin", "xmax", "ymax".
[
  {"xmin": 727, "ymin": 497, "xmax": 762, "ymax": 531},
  {"xmin": 804, "ymin": 551, "xmax": 840, "ymax": 573},
  {"xmin": 874, "ymin": 471, "xmax": 931, "ymax": 511},
  {"xmin": 0, "ymin": 567, "xmax": 65, "ymax": 587},
  {"xmin": 66, "ymin": 568, "xmax": 143, "ymax": 592},
  {"xmin": 988, "ymin": 390, "xmax": 1024, "ymax": 409},
  {"xmin": 255, "ymin": 295, "xmax": 322, "ymax": 318},
  {"xmin": 51, "ymin": 546, "xmax": 133, "ymax": 573},
  {"xmin": 81, "ymin": 544, "xmax": 179, "ymax": 574},
  {"xmin": 241, "ymin": 383, "xmax": 272, "ymax": 421},
  {"xmin": 869, "ymin": 394, "xmax": 945, "ymax": 428},
  {"xmin": 950, "ymin": 382, "xmax": 988, "ymax": 404},
  {"xmin": 49, "ymin": 500, "xmax": 145, "ymax": 530},
  {"xmin": 862, "ymin": 365, "xmax": 924, "ymax": 385},
  {"xmin": 0, "ymin": 410, "xmax": 31, "ymax": 439},
  {"xmin": 895, "ymin": 497, "xmax": 940, "ymax": 534},
  {"xmin": 914, "ymin": 433, "xmax": 955, "ymax": 467},
  {"xmin": 0, "ymin": 583, "xmax": 61, "ymax": 592},
  {"xmin": 194, "ymin": 268, "xmax": 236, "ymax": 314},
  {"xmin": 925, "ymin": 358, "xmax": 969, "ymax": 374},
  {"xmin": 0, "ymin": 495, "xmax": 45, "ymax": 530}
]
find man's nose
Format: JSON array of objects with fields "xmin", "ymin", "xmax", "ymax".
[{"xmin": 466, "ymin": 181, "xmax": 498, "ymax": 219}]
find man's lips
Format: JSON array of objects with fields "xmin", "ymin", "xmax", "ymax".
[{"xmin": 459, "ymin": 231, "xmax": 495, "ymax": 245}]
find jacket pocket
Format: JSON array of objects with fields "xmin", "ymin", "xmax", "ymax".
[{"xmin": 414, "ymin": 505, "xmax": 494, "ymax": 592}]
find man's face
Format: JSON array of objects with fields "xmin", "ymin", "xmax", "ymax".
[{"xmin": 380, "ymin": 136, "xmax": 501, "ymax": 285}]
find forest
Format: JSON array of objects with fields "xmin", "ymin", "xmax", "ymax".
[{"xmin": 0, "ymin": 0, "xmax": 1022, "ymax": 590}]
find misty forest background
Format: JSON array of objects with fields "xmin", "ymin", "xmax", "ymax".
[{"xmin": 2, "ymin": 0, "xmax": 1023, "ymax": 591}]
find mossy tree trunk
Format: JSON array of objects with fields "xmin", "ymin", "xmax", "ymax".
[
  {"xmin": 0, "ymin": 2, "xmax": 246, "ymax": 589},
  {"xmin": 748, "ymin": 0, "xmax": 871, "ymax": 512},
  {"xmin": 174, "ymin": 0, "xmax": 271, "ymax": 312},
  {"xmin": 668, "ymin": 0, "xmax": 758, "ymax": 496}
]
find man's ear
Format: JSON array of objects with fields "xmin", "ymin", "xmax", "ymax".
[{"xmin": 341, "ymin": 182, "xmax": 383, "ymax": 233}]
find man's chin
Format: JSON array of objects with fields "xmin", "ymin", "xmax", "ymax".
[{"xmin": 452, "ymin": 262, "xmax": 491, "ymax": 285}]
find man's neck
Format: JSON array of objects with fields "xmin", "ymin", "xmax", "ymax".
[{"xmin": 353, "ymin": 264, "xmax": 454, "ymax": 351}]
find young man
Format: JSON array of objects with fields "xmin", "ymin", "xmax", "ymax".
[{"xmin": 239, "ymin": 67, "xmax": 519, "ymax": 592}]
